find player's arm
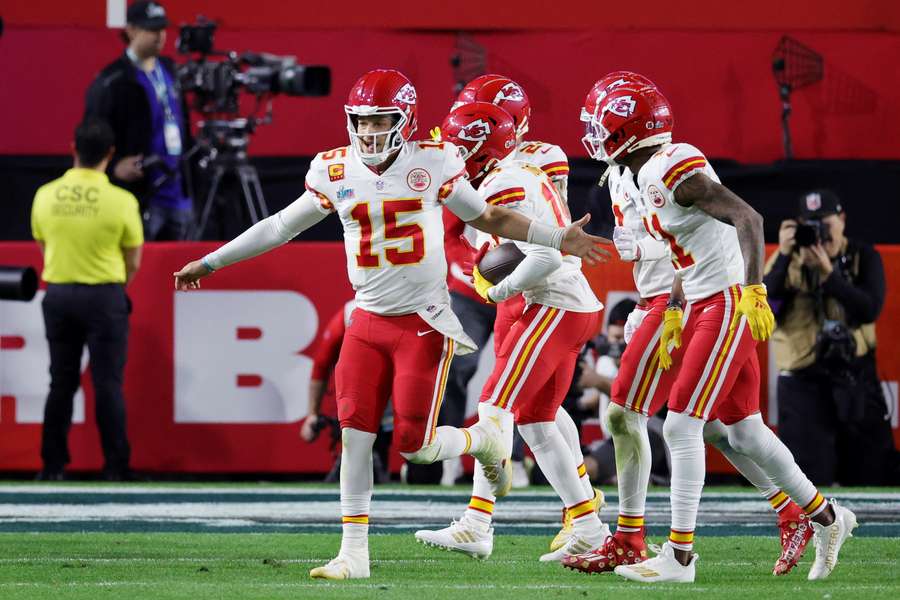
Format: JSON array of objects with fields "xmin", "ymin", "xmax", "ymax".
[
  {"xmin": 487, "ymin": 244, "xmax": 562, "ymax": 303},
  {"xmin": 673, "ymin": 173, "xmax": 765, "ymax": 284},
  {"xmin": 173, "ymin": 193, "xmax": 330, "ymax": 290},
  {"xmin": 674, "ymin": 173, "xmax": 774, "ymax": 340},
  {"xmin": 443, "ymin": 177, "xmax": 610, "ymax": 264},
  {"xmin": 301, "ymin": 308, "xmax": 346, "ymax": 441}
]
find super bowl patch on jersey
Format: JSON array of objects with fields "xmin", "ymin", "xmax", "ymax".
[
  {"xmin": 407, "ymin": 168, "xmax": 431, "ymax": 191},
  {"xmin": 648, "ymin": 185, "xmax": 665, "ymax": 207}
]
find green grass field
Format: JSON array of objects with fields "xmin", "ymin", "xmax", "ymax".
[
  {"xmin": 0, "ymin": 483, "xmax": 897, "ymax": 599},
  {"xmin": 0, "ymin": 533, "xmax": 898, "ymax": 599}
]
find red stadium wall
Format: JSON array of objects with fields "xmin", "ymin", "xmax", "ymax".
[
  {"xmin": 2, "ymin": 3, "xmax": 900, "ymax": 162},
  {"xmin": 1, "ymin": 242, "xmax": 898, "ymax": 475}
]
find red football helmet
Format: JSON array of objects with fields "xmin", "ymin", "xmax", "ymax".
[
  {"xmin": 440, "ymin": 102, "xmax": 517, "ymax": 182},
  {"xmin": 582, "ymin": 82, "xmax": 673, "ymax": 164},
  {"xmin": 452, "ymin": 74, "xmax": 531, "ymax": 138},
  {"xmin": 345, "ymin": 69, "xmax": 418, "ymax": 165},
  {"xmin": 580, "ymin": 71, "xmax": 663, "ymax": 161}
]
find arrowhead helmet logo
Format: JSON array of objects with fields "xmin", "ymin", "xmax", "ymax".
[
  {"xmin": 493, "ymin": 82, "xmax": 525, "ymax": 103},
  {"xmin": 393, "ymin": 83, "xmax": 417, "ymax": 106},
  {"xmin": 458, "ymin": 118, "xmax": 492, "ymax": 142},
  {"xmin": 597, "ymin": 78, "xmax": 630, "ymax": 103},
  {"xmin": 604, "ymin": 95, "xmax": 637, "ymax": 118}
]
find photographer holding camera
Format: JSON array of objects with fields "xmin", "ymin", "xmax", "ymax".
[
  {"xmin": 764, "ymin": 190, "xmax": 896, "ymax": 485},
  {"xmin": 84, "ymin": 1, "xmax": 193, "ymax": 241}
]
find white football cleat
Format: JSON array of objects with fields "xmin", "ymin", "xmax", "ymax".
[
  {"xmin": 539, "ymin": 524, "xmax": 610, "ymax": 562},
  {"xmin": 808, "ymin": 500, "xmax": 858, "ymax": 580},
  {"xmin": 614, "ymin": 542, "xmax": 696, "ymax": 583},
  {"xmin": 470, "ymin": 417, "xmax": 512, "ymax": 498},
  {"xmin": 309, "ymin": 551, "xmax": 370, "ymax": 580},
  {"xmin": 415, "ymin": 518, "xmax": 494, "ymax": 559}
]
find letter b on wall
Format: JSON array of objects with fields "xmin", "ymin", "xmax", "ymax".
[{"xmin": 174, "ymin": 291, "xmax": 317, "ymax": 423}]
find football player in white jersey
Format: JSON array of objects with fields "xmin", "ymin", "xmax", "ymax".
[
  {"xmin": 415, "ymin": 102, "xmax": 610, "ymax": 562},
  {"xmin": 579, "ymin": 79, "xmax": 855, "ymax": 583},
  {"xmin": 564, "ymin": 72, "xmax": 813, "ymax": 577},
  {"xmin": 173, "ymin": 70, "xmax": 609, "ymax": 580},
  {"xmin": 440, "ymin": 74, "xmax": 569, "ymax": 489},
  {"xmin": 443, "ymin": 75, "xmax": 603, "ymax": 534}
]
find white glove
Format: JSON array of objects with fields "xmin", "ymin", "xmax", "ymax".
[
  {"xmin": 623, "ymin": 306, "xmax": 649, "ymax": 344},
  {"xmin": 613, "ymin": 226, "xmax": 640, "ymax": 261}
]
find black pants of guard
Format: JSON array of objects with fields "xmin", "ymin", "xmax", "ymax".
[
  {"xmin": 41, "ymin": 284, "xmax": 131, "ymax": 476},
  {"xmin": 777, "ymin": 353, "xmax": 898, "ymax": 486}
]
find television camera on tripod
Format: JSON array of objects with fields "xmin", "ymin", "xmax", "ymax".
[{"xmin": 175, "ymin": 18, "xmax": 331, "ymax": 239}]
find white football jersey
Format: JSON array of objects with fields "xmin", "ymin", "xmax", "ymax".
[
  {"xmin": 514, "ymin": 140, "xmax": 569, "ymax": 181},
  {"xmin": 474, "ymin": 140, "xmax": 569, "ymax": 250},
  {"xmin": 479, "ymin": 160, "xmax": 601, "ymax": 312},
  {"xmin": 608, "ymin": 166, "xmax": 674, "ymax": 299},
  {"xmin": 634, "ymin": 143, "xmax": 744, "ymax": 302},
  {"xmin": 304, "ymin": 140, "xmax": 469, "ymax": 316}
]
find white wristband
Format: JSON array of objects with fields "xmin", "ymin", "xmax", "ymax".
[{"xmin": 527, "ymin": 221, "xmax": 564, "ymax": 250}]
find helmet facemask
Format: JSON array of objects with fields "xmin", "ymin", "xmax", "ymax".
[{"xmin": 345, "ymin": 108, "xmax": 407, "ymax": 166}]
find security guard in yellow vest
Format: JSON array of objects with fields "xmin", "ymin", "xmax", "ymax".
[{"xmin": 31, "ymin": 118, "xmax": 143, "ymax": 480}]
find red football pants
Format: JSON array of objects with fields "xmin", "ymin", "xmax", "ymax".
[
  {"xmin": 334, "ymin": 308, "xmax": 454, "ymax": 453},
  {"xmin": 481, "ymin": 304, "xmax": 601, "ymax": 424},
  {"xmin": 668, "ymin": 285, "xmax": 760, "ymax": 425},
  {"xmin": 611, "ymin": 294, "xmax": 687, "ymax": 417}
]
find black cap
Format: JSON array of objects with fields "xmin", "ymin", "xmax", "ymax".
[
  {"xmin": 798, "ymin": 189, "xmax": 843, "ymax": 219},
  {"xmin": 607, "ymin": 298, "xmax": 638, "ymax": 327},
  {"xmin": 127, "ymin": 1, "xmax": 168, "ymax": 30}
]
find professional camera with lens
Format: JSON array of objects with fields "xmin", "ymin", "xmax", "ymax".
[
  {"xmin": 816, "ymin": 319, "xmax": 857, "ymax": 373},
  {"xmin": 795, "ymin": 218, "xmax": 830, "ymax": 248},
  {"xmin": 176, "ymin": 19, "xmax": 331, "ymax": 115}
]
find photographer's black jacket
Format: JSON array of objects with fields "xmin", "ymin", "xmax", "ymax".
[
  {"xmin": 84, "ymin": 53, "xmax": 191, "ymax": 201},
  {"xmin": 763, "ymin": 239, "xmax": 885, "ymax": 370}
]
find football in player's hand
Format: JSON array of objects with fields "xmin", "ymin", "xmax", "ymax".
[{"xmin": 478, "ymin": 243, "xmax": 525, "ymax": 284}]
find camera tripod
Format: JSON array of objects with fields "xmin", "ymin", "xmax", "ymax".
[{"xmin": 192, "ymin": 119, "xmax": 269, "ymax": 240}]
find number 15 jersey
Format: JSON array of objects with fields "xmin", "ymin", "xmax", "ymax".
[{"xmin": 305, "ymin": 141, "xmax": 479, "ymax": 317}]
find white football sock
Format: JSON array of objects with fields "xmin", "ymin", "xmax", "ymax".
[
  {"xmin": 464, "ymin": 404, "xmax": 514, "ymax": 528},
  {"xmin": 704, "ymin": 419, "xmax": 779, "ymax": 498},
  {"xmin": 605, "ymin": 403, "xmax": 651, "ymax": 530},
  {"xmin": 663, "ymin": 411, "xmax": 706, "ymax": 552},
  {"xmin": 338, "ymin": 428, "xmax": 375, "ymax": 557},
  {"xmin": 555, "ymin": 407, "xmax": 593, "ymax": 498},
  {"xmin": 725, "ymin": 414, "xmax": 827, "ymax": 518},
  {"xmin": 518, "ymin": 421, "xmax": 604, "ymax": 538}
]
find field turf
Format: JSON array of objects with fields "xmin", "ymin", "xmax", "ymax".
[{"xmin": 0, "ymin": 483, "xmax": 897, "ymax": 599}]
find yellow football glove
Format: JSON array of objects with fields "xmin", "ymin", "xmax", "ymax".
[
  {"xmin": 472, "ymin": 266, "xmax": 495, "ymax": 304},
  {"xmin": 430, "ymin": 126, "xmax": 442, "ymax": 142},
  {"xmin": 656, "ymin": 307, "xmax": 684, "ymax": 370},
  {"xmin": 730, "ymin": 284, "xmax": 775, "ymax": 341}
]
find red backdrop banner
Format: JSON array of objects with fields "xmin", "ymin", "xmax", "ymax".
[
  {"xmin": 1, "ymin": 242, "xmax": 897, "ymax": 474},
  {"xmin": 2, "ymin": 27, "xmax": 898, "ymax": 162}
]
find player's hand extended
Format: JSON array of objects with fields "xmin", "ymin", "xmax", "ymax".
[
  {"xmin": 561, "ymin": 214, "xmax": 613, "ymax": 265},
  {"xmin": 173, "ymin": 260, "xmax": 212, "ymax": 291},
  {"xmin": 731, "ymin": 284, "xmax": 775, "ymax": 341},
  {"xmin": 656, "ymin": 307, "xmax": 684, "ymax": 370},
  {"xmin": 460, "ymin": 236, "xmax": 490, "ymax": 279}
]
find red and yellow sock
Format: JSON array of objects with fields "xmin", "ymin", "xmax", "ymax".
[
  {"xmin": 668, "ymin": 528, "xmax": 694, "ymax": 551},
  {"xmin": 616, "ymin": 514, "xmax": 644, "ymax": 535},
  {"xmin": 802, "ymin": 492, "xmax": 828, "ymax": 519}
]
